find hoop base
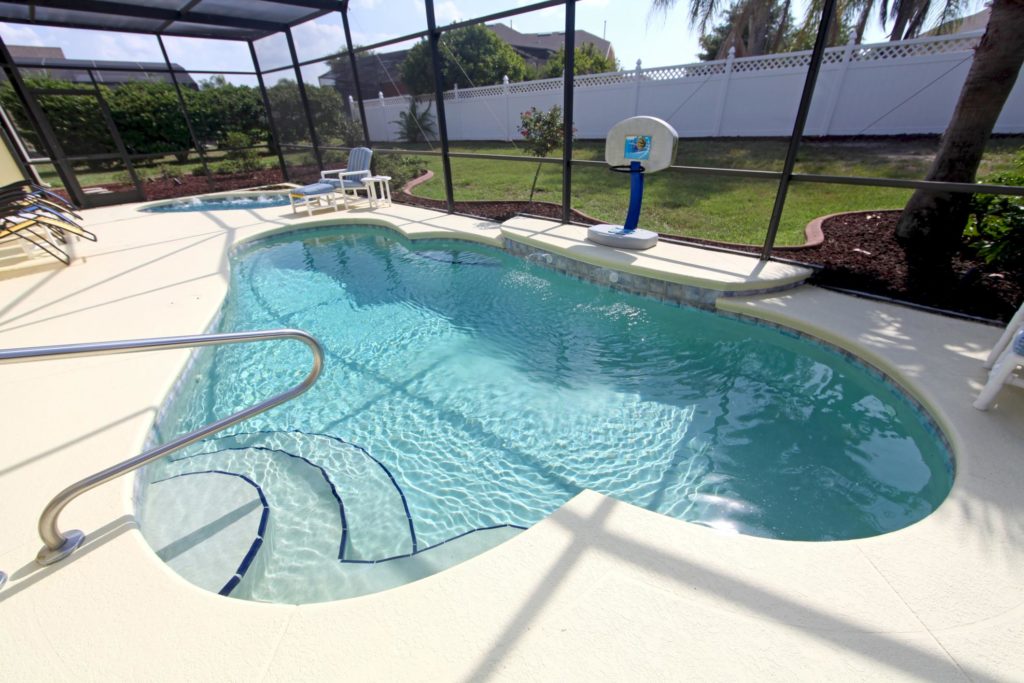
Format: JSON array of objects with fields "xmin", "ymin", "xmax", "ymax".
[{"xmin": 586, "ymin": 224, "xmax": 659, "ymax": 250}]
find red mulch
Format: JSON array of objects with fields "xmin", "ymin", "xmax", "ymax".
[
  {"xmin": 394, "ymin": 193, "xmax": 600, "ymax": 225},
  {"xmin": 58, "ymin": 166, "xmax": 320, "ymax": 203},
  {"xmin": 393, "ymin": 196, "xmax": 1022, "ymax": 323},
  {"xmin": 792, "ymin": 211, "xmax": 1022, "ymax": 322}
]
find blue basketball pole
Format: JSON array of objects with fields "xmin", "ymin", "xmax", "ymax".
[{"xmin": 623, "ymin": 161, "xmax": 644, "ymax": 232}]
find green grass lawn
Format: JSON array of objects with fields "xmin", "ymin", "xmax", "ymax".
[
  {"xmin": 402, "ymin": 137, "xmax": 1023, "ymax": 246},
  {"xmin": 36, "ymin": 136, "xmax": 1023, "ymax": 247}
]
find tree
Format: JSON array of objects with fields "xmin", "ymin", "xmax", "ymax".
[
  {"xmin": 265, "ymin": 79, "xmax": 361, "ymax": 147},
  {"xmin": 895, "ymin": 0, "xmax": 1024, "ymax": 275},
  {"xmin": 108, "ymin": 81, "xmax": 193, "ymax": 160},
  {"xmin": 697, "ymin": 0, "xmax": 795, "ymax": 59},
  {"xmin": 400, "ymin": 25, "xmax": 528, "ymax": 95},
  {"xmin": 654, "ymin": 0, "xmax": 964, "ymax": 56},
  {"xmin": 392, "ymin": 98, "xmax": 436, "ymax": 143},
  {"xmin": 185, "ymin": 81, "xmax": 266, "ymax": 149},
  {"xmin": 541, "ymin": 43, "xmax": 619, "ymax": 77},
  {"xmin": 787, "ymin": 0, "xmax": 856, "ymax": 50},
  {"xmin": 519, "ymin": 105, "xmax": 565, "ymax": 202}
]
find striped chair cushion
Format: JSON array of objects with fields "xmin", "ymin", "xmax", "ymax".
[
  {"xmin": 322, "ymin": 178, "xmax": 364, "ymax": 190},
  {"xmin": 289, "ymin": 182, "xmax": 335, "ymax": 196}
]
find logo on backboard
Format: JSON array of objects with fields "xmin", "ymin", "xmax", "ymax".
[{"xmin": 624, "ymin": 135, "xmax": 651, "ymax": 160}]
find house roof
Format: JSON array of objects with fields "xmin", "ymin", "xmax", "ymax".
[
  {"xmin": 487, "ymin": 23, "xmax": 613, "ymax": 59},
  {"xmin": 8, "ymin": 44, "xmax": 197, "ymax": 85}
]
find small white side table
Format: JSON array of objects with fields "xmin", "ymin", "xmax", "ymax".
[{"xmin": 361, "ymin": 175, "xmax": 392, "ymax": 209}]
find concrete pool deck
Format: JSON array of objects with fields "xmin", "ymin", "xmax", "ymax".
[{"xmin": 0, "ymin": 200, "xmax": 1021, "ymax": 681}]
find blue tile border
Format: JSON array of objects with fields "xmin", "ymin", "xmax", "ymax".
[
  {"xmin": 338, "ymin": 524, "xmax": 527, "ymax": 566},
  {"xmin": 717, "ymin": 308, "xmax": 956, "ymax": 477},
  {"xmin": 150, "ymin": 469, "xmax": 269, "ymax": 596},
  {"xmin": 167, "ymin": 444, "xmax": 350, "ymax": 560}
]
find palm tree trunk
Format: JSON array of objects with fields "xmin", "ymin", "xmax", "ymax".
[
  {"xmin": 854, "ymin": 4, "xmax": 870, "ymax": 43},
  {"xmin": 895, "ymin": 0, "xmax": 1024, "ymax": 275},
  {"xmin": 889, "ymin": 0, "xmax": 915, "ymax": 40}
]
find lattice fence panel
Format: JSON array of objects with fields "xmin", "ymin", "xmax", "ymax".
[
  {"xmin": 732, "ymin": 53, "xmax": 811, "ymax": 73},
  {"xmin": 852, "ymin": 35, "xmax": 979, "ymax": 61}
]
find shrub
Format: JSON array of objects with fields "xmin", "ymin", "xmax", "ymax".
[
  {"xmin": 156, "ymin": 164, "xmax": 179, "ymax": 180},
  {"xmin": 519, "ymin": 105, "xmax": 569, "ymax": 201},
  {"xmin": 372, "ymin": 152, "xmax": 424, "ymax": 190},
  {"xmin": 967, "ymin": 147, "xmax": 1024, "ymax": 271},
  {"xmin": 219, "ymin": 132, "xmax": 263, "ymax": 174}
]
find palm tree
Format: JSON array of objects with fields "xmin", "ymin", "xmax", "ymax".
[
  {"xmin": 652, "ymin": 0, "xmax": 791, "ymax": 57},
  {"xmin": 895, "ymin": 0, "xmax": 1024, "ymax": 275},
  {"xmin": 655, "ymin": 0, "xmax": 1019, "ymax": 280},
  {"xmin": 652, "ymin": 0, "xmax": 969, "ymax": 51}
]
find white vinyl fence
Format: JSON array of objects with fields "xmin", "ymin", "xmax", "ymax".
[{"xmin": 359, "ymin": 31, "xmax": 1024, "ymax": 142}]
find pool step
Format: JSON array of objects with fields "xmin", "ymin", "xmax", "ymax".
[
  {"xmin": 172, "ymin": 431, "xmax": 415, "ymax": 560},
  {"xmin": 140, "ymin": 471, "xmax": 267, "ymax": 595},
  {"xmin": 240, "ymin": 524, "xmax": 524, "ymax": 605},
  {"xmin": 148, "ymin": 444, "xmax": 345, "ymax": 596},
  {"xmin": 142, "ymin": 430, "xmax": 523, "ymax": 602}
]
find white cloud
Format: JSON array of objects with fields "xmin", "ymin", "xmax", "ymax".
[
  {"xmin": 291, "ymin": 20, "xmax": 345, "ymax": 61},
  {"xmin": 0, "ymin": 22, "xmax": 46, "ymax": 47},
  {"xmin": 411, "ymin": 0, "xmax": 462, "ymax": 24},
  {"xmin": 93, "ymin": 33, "xmax": 162, "ymax": 62}
]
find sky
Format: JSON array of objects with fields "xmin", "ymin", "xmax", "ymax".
[{"xmin": 0, "ymin": 0, "xmax": 982, "ymax": 85}]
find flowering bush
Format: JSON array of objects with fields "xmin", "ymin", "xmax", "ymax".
[
  {"xmin": 519, "ymin": 105, "xmax": 564, "ymax": 159},
  {"xmin": 519, "ymin": 106, "xmax": 573, "ymax": 201}
]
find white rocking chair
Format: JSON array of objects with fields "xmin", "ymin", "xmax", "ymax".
[{"xmin": 973, "ymin": 302, "xmax": 1024, "ymax": 410}]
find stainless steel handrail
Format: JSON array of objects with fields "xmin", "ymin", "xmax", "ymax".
[{"xmin": 0, "ymin": 329, "xmax": 325, "ymax": 566}]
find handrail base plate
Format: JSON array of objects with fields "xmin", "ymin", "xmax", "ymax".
[{"xmin": 36, "ymin": 530, "xmax": 85, "ymax": 566}]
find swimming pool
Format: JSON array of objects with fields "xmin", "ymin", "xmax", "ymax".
[
  {"xmin": 139, "ymin": 225, "xmax": 953, "ymax": 604},
  {"xmin": 144, "ymin": 194, "xmax": 290, "ymax": 212}
]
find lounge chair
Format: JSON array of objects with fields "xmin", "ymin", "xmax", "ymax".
[
  {"xmin": 320, "ymin": 147, "xmax": 373, "ymax": 206},
  {"xmin": 288, "ymin": 182, "xmax": 339, "ymax": 216},
  {"xmin": 974, "ymin": 301, "xmax": 1024, "ymax": 410},
  {"xmin": 0, "ymin": 182, "xmax": 95, "ymax": 265}
]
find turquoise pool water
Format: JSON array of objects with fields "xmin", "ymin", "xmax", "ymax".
[
  {"xmin": 141, "ymin": 225, "xmax": 953, "ymax": 604},
  {"xmin": 144, "ymin": 194, "xmax": 289, "ymax": 212}
]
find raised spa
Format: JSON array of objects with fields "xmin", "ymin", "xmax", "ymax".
[
  {"xmin": 143, "ymin": 194, "xmax": 290, "ymax": 212},
  {"xmin": 138, "ymin": 225, "xmax": 953, "ymax": 604}
]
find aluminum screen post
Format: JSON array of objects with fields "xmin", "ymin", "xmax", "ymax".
[
  {"xmin": 287, "ymin": 27, "xmax": 324, "ymax": 173},
  {"xmin": 760, "ymin": 0, "xmax": 838, "ymax": 260},
  {"xmin": 425, "ymin": 0, "xmax": 455, "ymax": 213},
  {"xmin": 0, "ymin": 34, "xmax": 85, "ymax": 207},
  {"xmin": 249, "ymin": 40, "xmax": 291, "ymax": 183},
  {"xmin": 561, "ymin": 0, "xmax": 575, "ymax": 225},
  {"xmin": 157, "ymin": 35, "xmax": 211, "ymax": 182},
  {"xmin": 340, "ymin": 1, "xmax": 371, "ymax": 146}
]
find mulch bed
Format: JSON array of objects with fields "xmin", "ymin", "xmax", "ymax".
[
  {"xmin": 139, "ymin": 168, "xmax": 290, "ymax": 200},
  {"xmin": 393, "ymin": 195, "xmax": 1022, "ymax": 323},
  {"xmin": 394, "ymin": 193, "xmax": 600, "ymax": 225},
  {"xmin": 793, "ymin": 211, "xmax": 1022, "ymax": 323},
  {"xmin": 58, "ymin": 167, "xmax": 315, "ymax": 204}
]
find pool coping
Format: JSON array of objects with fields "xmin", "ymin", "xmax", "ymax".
[{"xmin": 1, "ymin": 199, "xmax": 1021, "ymax": 680}]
